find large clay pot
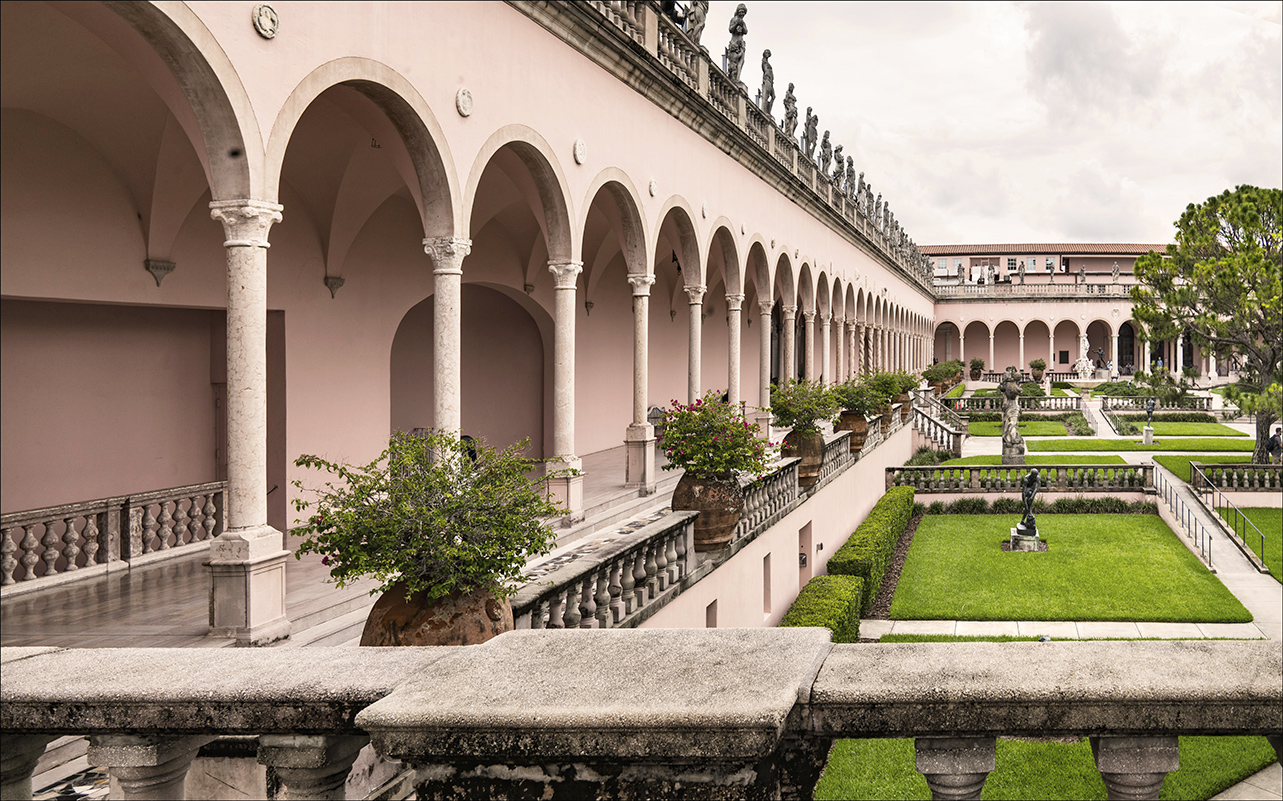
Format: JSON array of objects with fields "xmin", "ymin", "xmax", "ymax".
[
  {"xmin": 970, "ymin": 369, "xmax": 982, "ymax": 381},
  {"xmin": 360, "ymin": 584, "xmax": 513, "ymax": 646},
  {"xmin": 897, "ymin": 393, "xmax": 911, "ymax": 422},
  {"xmin": 878, "ymin": 404, "xmax": 894, "ymax": 435},
  {"xmin": 1032, "ymin": 369, "xmax": 1045, "ymax": 382},
  {"xmin": 782, "ymin": 429, "xmax": 825, "ymax": 488},
  {"xmin": 835, "ymin": 410, "xmax": 869, "ymax": 453},
  {"xmin": 671, "ymin": 472, "xmax": 745, "ymax": 552}
]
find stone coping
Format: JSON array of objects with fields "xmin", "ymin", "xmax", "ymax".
[
  {"xmin": 0, "ymin": 647, "xmax": 458, "ymax": 734},
  {"xmin": 810, "ymin": 641, "xmax": 1283, "ymax": 737},
  {"xmin": 355, "ymin": 628, "xmax": 833, "ymax": 762}
]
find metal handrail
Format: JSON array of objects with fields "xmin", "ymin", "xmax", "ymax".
[
  {"xmin": 1153, "ymin": 467, "xmax": 1212, "ymax": 569},
  {"xmin": 1191, "ymin": 463, "xmax": 1267, "ymax": 573}
]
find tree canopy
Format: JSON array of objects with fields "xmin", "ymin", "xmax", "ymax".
[{"xmin": 1131, "ymin": 185, "xmax": 1282, "ymax": 462}]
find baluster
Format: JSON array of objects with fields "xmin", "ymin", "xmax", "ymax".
[
  {"xmin": 530, "ymin": 598, "xmax": 547, "ymax": 629},
  {"xmin": 608, "ymin": 561, "xmax": 624, "ymax": 624},
  {"xmin": 632, "ymin": 546, "xmax": 649, "ymax": 607},
  {"xmin": 578, "ymin": 577, "xmax": 595, "ymax": 629},
  {"xmin": 1, "ymin": 526, "xmax": 18, "ymax": 585},
  {"xmin": 562, "ymin": 582, "xmax": 583, "ymax": 629},
  {"xmin": 190, "ymin": 496, "xmax": 206, "ymax": 542},
  {"xmin": 645, "ymin": 541, "xmax": 660, "ymax": 598},
  {"xmin": 156, "ymin": 501, "xmax": 174, "ymax": 550},
  {"xmin": 20, "ymin": 525, "xmax": 40, "ymax": 580},
  {"xmin": 546, "ymin": 589, "xmax": 565, "ymax": 629},
  {"xmin": 41, "ymin": 522, "xmax": 61, "ymax": 576},
  {"xmin": 173, "ymin": 498, "xmax": 190, "ymax": 546},
  {"xmin": 61, "ymin": 516, "xmax": 81, "ymax": 570},
  {"xmin": 142, "ymin": 504, "xmax": 159, "ymax": 553},
  {"xmin": 654, "ymin": 536, "xmax": 670, "ymax": 591},
  {"xmin": 621, "ymin": 550, "xmax": 637, "ymax": 614},
  {"xmin": 595, "ymin": 564, "xmax": 611, "ymax": 628},
  {"xmin": 674, "ymin": 528, "xmax": 688, "ymax": 579},
  {"xmin": 665, "ymin": 531, "xmax": 680, "ymax": 585}
]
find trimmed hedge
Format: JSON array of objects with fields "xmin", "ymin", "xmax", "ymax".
[
  {"xmin": 923, "ymin": 497, "xmax": 1158, "ymax": 516},
  {"xmin": 1117, "ymin": 412, "xmax": 1218, "ymax": 423},
  {"xmin": 778, "ymin": 575, "xmax": 864, "ymax": 643},
  {"xmin": 827, "ymin": 486, "xmax": 915, "ymax": 614}
]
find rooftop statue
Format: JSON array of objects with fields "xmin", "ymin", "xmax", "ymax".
[
  {"xmin": 724, "ymin": 4, "xmax": 748, "ymax": 83},
  {"xmin": 819, "ymin": 131, "xmax": 832, "ymax": 173},
  {"xmin": 803, "ymin": 107, "xmax": 818, "ymax": 158},
  {"xmin": 685, "ymin": 0, "xmax": 708, "ymax": 46},
  {"xmin": 856, "ymin": 172, "xmax": 866, "ymax": 208},
  {"xmin": 1113, "ymin": 261, "xmax": 1120, "ymax": 283},
  {"xmin": 874, "ymin": 193, "xmax": 882, "ymax": 226},
  {"xmin": 759, "ymin": 50, "xmax": 775, "ymax": 115},
  {"xmin": 782, "ymin": 83, "xmax": 798, "ymax": 138},
  {"xmin": 845, "ymin": 158, "xmax": 856, "ymax": 199},
  {"xmin": 831, "ymin": 144, "xmax": 843, "ymax": 184},
  {"xmin": 1018, "ymin": 259, "xmax": 1026, "ymax": 284}
]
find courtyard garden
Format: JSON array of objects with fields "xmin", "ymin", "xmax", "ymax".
[{"xmin": 1027, "ymin": 437, "xmax": 1254, "ymax": 452}]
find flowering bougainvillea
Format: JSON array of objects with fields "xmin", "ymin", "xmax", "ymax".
[{"xmin": 658, "ymin": 390, "xmax": 772, "ymax": 478}]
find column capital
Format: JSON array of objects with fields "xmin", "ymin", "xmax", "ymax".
[
  {"xmin": 209, "ymin": 199, "xmax": 282, "ymax": 248},
  {"xmin": 781, "ymin": 304, "xmax": 797, "ymax": 320},
  {"xmin": 423, "ymin": 237, "xmax": 472, "ymax": 274},
  {"xmin": 725, "ymin": 292, "xmax": 745, "ymax": 311},
  {"xmin": 683, "ymin": 285, "xmax": 706, "ymax": 304},
  {"xmin": 627, "ymin": 273, "xmax": 656, "ymax": 296},
  {"xmin": 757, "ymin": 299, "xmax": 774, "ymax": 315},
  {"xmin": 548, "ymin": 259, "xmax": 583, "ymax": 289},
  {"xmin": 802, "ymin": 310, "xmax": 816, "ymax": 323}
]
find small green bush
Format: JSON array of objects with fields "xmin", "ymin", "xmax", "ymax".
[
  {"xmin": 947, "ymin": 497, "xmax": 990, "ymax": 514},
  {"xmin": 1020, "ymin": 382, "xmax": 1045, "ymax": 397},
  {"xmin": 904, "ymin": 446, "xmax": 954, "ymax": 466},
  {"xmin": 991, "ymin": 497, "xmax": 1023, "ymax": 514},
  {"xmin": 1065, "ymin": 412, "xmax": 1093, "ymax": 435},
  {"xmin": 778, "ymin": 575, "xmax": 864, "ymax": 643},
  {"xmin": 911, "ymin": 501, "xmax": 926, "ymax": 517},
  {"xmin": 1118, "ymin": 412, "xmax": 1217, "ymax": 423},
  {"xmin": 927, "ymin": 501, "xmax": 946, "ymax": 515},
  {"xmin": 921, "ymin": 496, "xmax": 1158, "ymax": 516},
  {"xmin": 827, "ymin": 486, "xmax": 915, "ymax": 613},
  {"xmin": 1051, "ymin": 381, "xmax": 1073, "ymax": 389}
]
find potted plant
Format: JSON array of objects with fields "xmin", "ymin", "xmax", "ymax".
[
  {"xmin": 833, "ymin": 378, "xmax": 881, "ymax": 453},
  {"xmin": 661, "ymin": 391, "xmax": 771, "ymax": 552},
  {"xmin": 868, "ymin": 371, "xmax": 902, "ymax": 434},
  {"xmin": 969, "ymin": 357, "xmax": 985, "ymax": 381},
  {"xmin": 770, "ymin": 379, "xmax": 840, "ymax": 487},
  {"xmin": 1030, "ymin": 358, "xmax": 1047, "ymax": 382},
  {"xmin": 290, "ymin": 430, "xmax": 564, "ymax": 646},
  {"xmin": 893, "ymin": 371, "xmax": 919, "ymax": 421}
]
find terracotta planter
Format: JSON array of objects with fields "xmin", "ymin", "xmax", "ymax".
[
  {"xmin": 783, "ymin": 429, "xmax": 825, "ymax": 487},
  {"xmin": 970, "ymin": 369, "xmax": 982, "ymax": 381},
  {"xmin": 835, "ymin": 410, "xmax": 869, "ymax": 453},
  {"xmin": 931, "ymin": 382, "xmax": 944, "ymax": 396},
  {"xmin": 897, "ymin": 393, "xmax": 911, "ymax": 422},
  {"xmin": 878, "ymin": 404, "xmax": 894, "ymax": 435},
  {"xmin": 1031, "ymin": 369, "xmax": 1045, "ymax": 382},
  {"xmin": 360, "ymin": 583, "xmax": 513, "ymax": 647},
  {"xmin": 671, "ymin": 472, "xmax": 745, "ymax": 552}
]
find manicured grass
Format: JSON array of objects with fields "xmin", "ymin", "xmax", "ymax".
[
  {"xmin": 815, "ymin": 736, "xmax": 1277, "ymax": 800},
  {"xmin": 942, "ymin": 455, "xmax": 1126, "ymax": 466},
  {"xmin": 1152, "ymin": 454, "xmax": 1257, "ymax": 483},
  {"xmin": 1217, "ymin": 507, "xmax": 1282, "ymax": 584},
  {"xmin": 1028, "ymin": 438, "xmax": 1254, "ymax": 452},
  {"xmin": 1149, "ymin": 422, "xmax": 1247, "ymax": 437},
  {"xmin": 889, "ymin": 515, "xmax": 1251, "ymax": 622},
  {"xmin": 944, "ymin": 382, "xmax": 966, "ymax": 399},
  {"xmin": 968, "ymin": 420, "xmax": 1069, "ymax": 437}
]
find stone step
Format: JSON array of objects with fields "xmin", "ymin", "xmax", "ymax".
[
  {"xmin": 554, "ymin": 480, "xmax": 680, "ymax": 550},
  {"xmin": 281, "ymin": 605, "xmax": 371, "ymax": 648}
]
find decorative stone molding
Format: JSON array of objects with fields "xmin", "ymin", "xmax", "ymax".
[
  {"xmin": 422, "ymin": 237, "xmax": 472, "ymax": 275},
  {"xmin": 725, "ymin": 292, "xmax": 745, "ymax": 311},
  {"xmin": 683, "ymin": 285, "xmax": 706, "ymax": 305},
  {"xmin": 144, "ymin": 259, "xmax": 175, "ymax": 287},
  {"xmin": 209, "ymin": 200, "xmax": 283, "ymax": 248},
  {"xmin": 455, "ymin": 88, "xmax": 473, "ymax": 117},
  {"xmin": 251, "ymin": 4, "xmax": 278, "ymax": 39},
  {"xmin": 547, "ymin": 259, "xmax": 583, "ymax": 289},
  {"xmin": 648, "ymin": 180, "xmax": 657, "ymax": 197},
  {"xmin": 584, "ymin": 300, "xmax": 594, "ymax": 315},
  {"xmin": 627, "ymin": 274, "xmax": 656, "ymax": 296},
  {"xmin": 324, "ymin": 276, "xmax": 345, "ymax": 299},
  {"xmin": 802, "ymin": 310, "xmax": 816, "ymax": 323},
  {"xmin": 573, "ymin": 138, "xmax": 586, "ymax": 165},
  {"xmin": 758, "ymin": 299, "xmax": 774, "ymax": 315}
]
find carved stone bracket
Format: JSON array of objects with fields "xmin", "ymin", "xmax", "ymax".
[
  {"xmin": 627, "ymin": 273, "xmax": 656, "ymax": 297},
  {"xmin": 323, "ymin": 276, "xmax": 345, "ymax": 299},
  {"xmin": 548, "ymin": 259, "xmax": 583, "ymax": 289},
  {"xmin": 209, "ymin": 200, "xmax": 283, "ymax": 248},
  {"xmin": 423, "ymin": 237, "xmax": 472, "ymax": 275},
  {"xmin": 144, "ymin": 259, "xmax": 175, "ymax": 287}
]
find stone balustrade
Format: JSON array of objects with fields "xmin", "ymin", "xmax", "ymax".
[
  {"xmin": 887, "ymin": 464, "xmax": 1154, "ymax": 493},
  {"xmin": 1191, "ymin": 462, "xmax": 1282, "ymax": 493},
  {"xmin": 913, "ymin": 407, "xmax": 964, "ymax": 457},
  {"xmin": 0, "ymin": 481, "xmax": 225, "ymax": 592},
  {"xmin": 1101, "ymin": 395, "xmax": 1212, "ymax": 412},
  {"xmin": 3, "ymin": 635, "xmax": 1278, "ymax": 801},
  {"xmin": 859, "ymin": 413, "xmax": 885, "ymax": 456},
  {"xmin": 512, "ymin": 512, "xmax": 698, "ymax": 631},
  {"xmin": 817, "ymin": 431, "xmax": 855, "ymax": 486},
  {"xmin": 733, "ymin": 458, "xmax": 801, "ymax": 541},
  {"xmin": 934, "ymin": 280, "xmax": 1136, "ymax": 299},
  {"xmin": 945, "ymin": 395, "xmax": 1081, "ymax": 413}
]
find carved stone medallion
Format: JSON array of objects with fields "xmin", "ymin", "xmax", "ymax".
[
  {"xmin": 252, "ymin": 4, "xmax": 278, "ymax": 39},
  {"xmin": 649, "ymin": 180, "xmax": 657, "ymax": 197},
  {"xmin": 455, "ymin": 88, "xmax": 473, "ymax": 117},
  {"xmin": 573, "ymin": 139, "xmax": 586, "ymax": 165}
]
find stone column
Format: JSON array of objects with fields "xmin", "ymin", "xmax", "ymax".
[
  {"xmin": 820, "ymin": 313, "xmax": 832, "ymax": 383},
  {"xmin": 802, "ymin": 311, "xmax": 816, "ymax": 380},
  {"xmin": 548, "ymin": 260, "xmax": 585, "ymax": 520},
  {"xmin": 1110, "ymin": 332, "xmax": 1120, "ymax": 379},
  {"xmin": 1090, "ymin": 736, "xmax": 1178, "ymax": 801},
  {"xmin": 89, "ymin": 734, "xmax": 213, "ymax": 801},
  {"xmin": 1175, "ymin": 332, "xmax": 1184, "ymax": 374},
  {"xmin": 757, "ymin": 300, "xmax": 773, "ymax": 433},
  {"xmin": 207, "ymin": 200, "xmax": 290, "ymax": 645},
  {"xmin": 626, "ymin": 274, "xmax": 656, "ymax": 493},
  {"xmin": 1018, "ymin": 333, "xmax": 1025, "ymax": 374},
  {"xmin": 988, "ymin": 332, "xmax": 995, "ymax": 375},
  {"xmin": 849, "ymin": 323, "xmax": 859, "ymax": 378},
  {"xmin": 1138, "ymin": 336, "xmax": 1147, "ymax": 371},
  {"xmin": 782, "ymin": 305, "xmax": 797, "ymax": 382},
  {"xmin": 726, "ymin": 293, "xmax": 744, "ymax": 404},
  {"xmin": 835, "ymin": 318, "xmax": 846, "ymax": 383},
  {"xmin": 958, "ymin": 333, "xmax": 965, "ymax": 368},
  {"xmin": 258, "ymin": 735, "xmax": 369, "ymax": 801},
  {"xmin": 422, "ymin": 237, "xmax": 472, "ymax": 433},
  {"xmin": 915, "ymin": 737, "xmax": 996, "ymax": 801},
  {"xmin": 0, "ymin": 735, "xmax": 56, "ymax": 800},
  {"xmin": 685, "ymin": 285, "xmax": 706, "ymax": 403}
]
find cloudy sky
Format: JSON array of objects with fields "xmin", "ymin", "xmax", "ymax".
[{"xmin": 703, "ymin": 1, "xmax": 1282, "ymax": 246}]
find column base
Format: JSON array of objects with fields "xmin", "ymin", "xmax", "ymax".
[
  {"xmin": 754, "ymin": 410, "xmax": 773, "ymax": 439},
  {"xmin": 208, "ymin": 525, "xmax": 291, "ymax": 646},
  {"xmin": 547, "ymin": 461, "xmax": 585, "ymax": 526},
  {"xmin": 624, "ymin": 424, "xmax": 656, "ymax": 495}
]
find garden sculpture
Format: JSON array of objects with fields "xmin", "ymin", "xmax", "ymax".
[
  {"xmin": 1000, "ymin": 366, "xmax": 1025, "ymax": 465},
  {"xmin": 759, "ymin": 50, "xmax": 775, "ymax": 115},
  {"xmin": 819, "ymin": 131, "xmax": 831, "ymax": 173},
  {"xmin": 685, "ymin": 0, "xmax": 708, "ymax": 45},
  {"xmin": 831, "ymin": 144, "xmax": 843, "ymax": 184},
  {"xmin": 803, "ymin": 107, "xmax": 818, "ymax": 158},
  {"xmin": 782, "ymin": 83, "xmax": 798, "ymax": 137},
  {"xmin": 1146, "ymin": 397, "xmax": 1155, "ymax": 427},
  {"xmin": 724, "ymin": 4, "xmax": 747, "ymax": 83},
  {"xmin": 1018, "ymin": 468, "xmax": 1040, "ymax": 534}
]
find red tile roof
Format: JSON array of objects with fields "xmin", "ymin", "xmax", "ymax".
[{"xmin": 920, "ymin": 243, "xmax": 1167, "ymax": 256}]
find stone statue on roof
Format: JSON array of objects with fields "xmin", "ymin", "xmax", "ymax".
[
  {"xmin": 819, "ymin": 131, "xmax": 832, "ymax": 172},
  {"xmin": 803, "ymin": 108, "xmax": 818, "ymax": 158},
  {"xmin": 856, "ymin": 172, "xmax": 866, "ymax": 207},
  {"xmin": 758, "ymin": 50, "xmax": 775, "ymax": 116},
  {"xmin": 724, "ymin": 4, "xmax": 748, "ymax": 83},
  {"xmin": 831, "ymin": 144, "xmax": 843, "ymax": 184},
  {"xmin": 845, "ymin": 158, "xmax": 856, "ymax": 199},
  {"xmin": 782, "ymin": 83, "xmax": 798, "ymax": 138},
  {"xmin": 685, "ymin": 0, "xmax": 708, "ymax": 46}
]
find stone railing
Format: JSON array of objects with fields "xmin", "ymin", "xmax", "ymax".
[
  {"xmin": 917, "ymin": 389, "xmax": 965, "ymax": 430},
  {"xmin": 1191, "ymin": 462, "xmax": 1282, "ymax": 493},
  {"xmin": 859, "ymin": 414, "xmax": 885, "ymax": 457},
  {"xmin": 733, "ymin": 458, "xmax": 800, "ymax": 541},
  {"xmin": 0, "ymin": 481, "xmax": 226, "ymax": 591},
  {"xmin": 3, "ymin": 636, "xmax": 1278, "ymax": 801},
  {"xmin": 1189, "ymin": 462, "xmax": 1276, "ymax": 576},
  {"xmin": 912, "ymin": 407, "xmax": 964, "ymax": 457},
  {"xmin": 512, "ymin": 512, "xmax": 697, "ymax": 631},
  {"xmin": 934, "ymin": 280, "xmax": 1136, "ymax": 299},
  {"xmin": 886, "ymin": 464, "xmax": 1154, "ymax": 493},
  {"xmin": 944, "ymin": 394, "xmax": 1081, "ymax": 413},
  {"xmin": 507, "ymin": 2, "xmax": 939, "ymax": 295},
  {"xmin": 816, "ymin": 431, "xmax": 855, "ymax": 486},
  {"xmin": 1101, "ymin": 395, "xmax": 1212, "ymax": 411}
]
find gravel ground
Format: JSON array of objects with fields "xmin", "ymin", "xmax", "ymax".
[{"xmin": 865, "ymin": 512, "xmax": 923, "ymax": 619}]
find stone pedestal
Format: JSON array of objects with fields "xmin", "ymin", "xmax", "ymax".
[
  {"xmin": 208, "ymin": 524, "xmax": 291, "ymax": 645},
  {"xmin": 1143, "ymin": 426, "xmax": 1154, "ymax": 445},
  {"xmin": 915, "ymin": 737, "xmax": 996, "ymax": 801},
  {"xmin": 547, "ymin": 463, "xmax": 585, "ymax": 525},
  {"xmin": 624, "ymin": 424, "xmax": 656, "ymax": 495},
  {"xmin": 1010, "ymin": 527, "xmax": 1040, "ymax": 552},
  {"xmin": 1001, "ymin": 443, "xmax": 1025, "ymax": 466}
]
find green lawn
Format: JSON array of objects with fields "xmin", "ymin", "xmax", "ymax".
[
  {"xmin": 1028, "ymin": 438, "xmax": 1254, "ymax": 453},
  {"xmin": 889, "ymin": 515, "xmax": 1251, "ymax": 622},
  {"xmin": 1217, "ymin": 507, "xmax": 1282, "ymax": 584},
  {"xmin": 1152, "ymin": 454, "xmax": 1258, "ymax": 483},
  {"xmin": 969, "ymin": 421, "xmax": 1069, "ymax": 437},
  {"xmin": 1149, "ymin": 422, "xmax": 1247, "ymax": 437},
  {"xmin": 815, "ymin": 736, "xmax": 1278, "ymax": 800},
  {"xmin": 942, "ymin": 455, "xmax": 1126, "ymax": 466}
]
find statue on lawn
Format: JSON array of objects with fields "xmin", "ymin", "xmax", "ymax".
[
  {"xmin": 1018, "ymin": 468, "xmax": 1040, "ymax": 535},
  {"xmin": 1145, "ymin": 396, "xmax": 1156, "ymax": 427},
  {"xmin": 1000, "ymin": 366, "xmax": 1025, "ymax": 465}
]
